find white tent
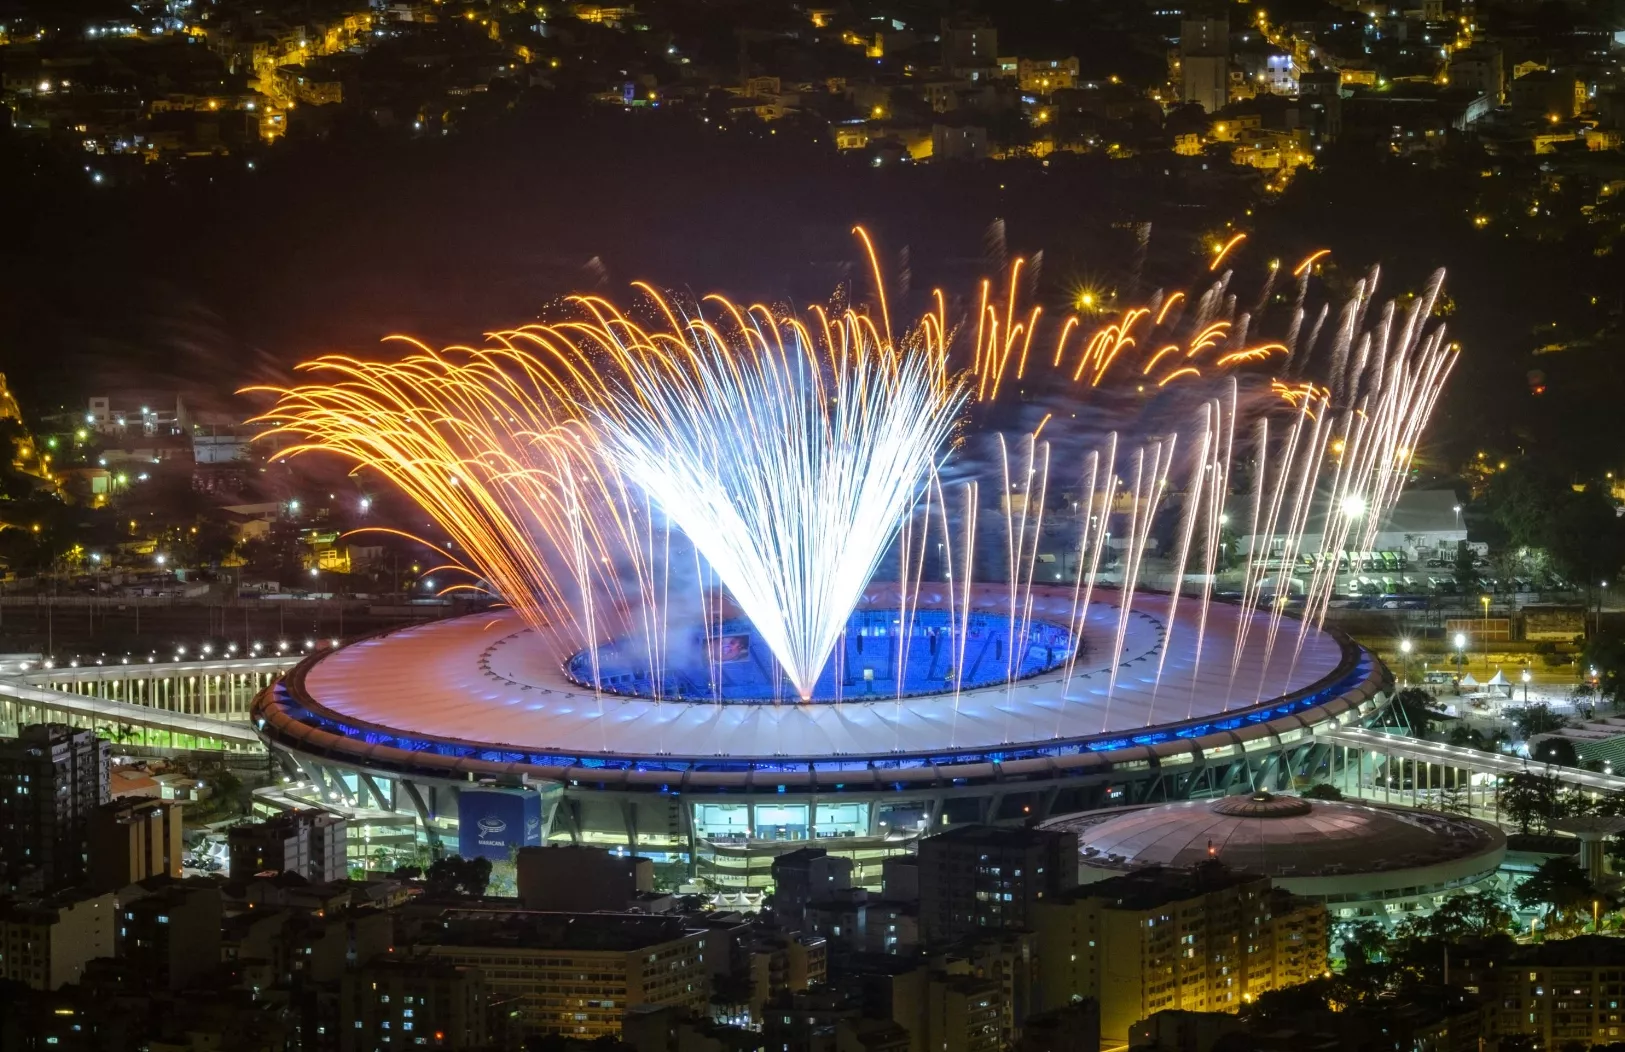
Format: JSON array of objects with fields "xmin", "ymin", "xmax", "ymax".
[
  {"xmin": 1459, "ymin": 672, "xmax": 1480, "ymax": 688},
  {"xmin": 1486, "ymin": 669, "xmax": 1514, "ymax": 698}
]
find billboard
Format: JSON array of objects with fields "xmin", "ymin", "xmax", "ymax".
[
  {"xmin": 457, "ymin": 787, "xmax": 543, "ymax": 862},
  {"xmin": 708, "ymin": 632, "xmax": 751, "ymax": 664}
]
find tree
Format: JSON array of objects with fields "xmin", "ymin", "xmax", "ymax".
[
  {"xmin": 1380, "ymin": 687, "xmax": 1441, "ymax": 737},
  {"xmin": 1515, "ymin": 857, "xmax": 1598, "ymax": 933},
  {"xmin": 1301, "ymin": 782, "xmax": 1345, "ymax": 800},
  {"xmin": 1507, "ymin": 702, "xmax": 1569, "ymax": 740},
  {"xmin": 1418, "ymin": 890, "xmax": 1511, "ymax": 941},
  {"xmin": 210, "ymin": 767, "xmax": 248, "ymax": 816},
  {"xmin": 1333, "ymin": 920, "xmax": 1389, "ymax": 971},
  {"xmin": 1583, "ymin": 632, "xmax": 1625, "ymax": 706},
  {"xmin": 1497, "ymin": 770, "xmax": 1567, "ymax": 834},
  {"xmin": 1448, "ymin": 723, "xmax": 1508, "ymax": 752},
  {"xmin": 1453, "ymin": 540, "xmax": 1480, "ymax": 592},
  {"xmin": 1546, "ymin": 487, "xmax": 1625, "ymax": 590},
  {"xmin": 1481, "ymin": 461, "xmax": 1625, "ymax": 588},
  {"xmin": 425, "ymin": 855, "xmax": 493, "ymax": 898},
  {"xmin": 1531, "ymin": 736, "xmax": 1580, "ymax": 768},
  {"xmin": 1484, "ymin": 460, "xmax": 1570, "ymax": 550},
  {"xmin": 179, "ymin": 514, "xmax": 239, "ymax": 567}
]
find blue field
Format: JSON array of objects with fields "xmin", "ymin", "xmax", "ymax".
[{"xmin": 567, "ymin": 609, "xmax": 1076, "ymax": 703}]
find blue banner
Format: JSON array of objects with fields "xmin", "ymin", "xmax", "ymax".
[{"xmin": 457, "ymin": 788, "xmax": 543, "ymax": 861}]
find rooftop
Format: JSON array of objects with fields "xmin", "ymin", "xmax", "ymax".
[
  {"xmin": 1057, "ymin": 863, "xmax": 1272, "ymax": 911},
  {"xmin": 425, "ymin": 910, "xmax": 702, "ymax": 952},
  {"xmin": 1047, "ymin": 792, "xmax": 1505, "ymax": 879},
  {"xmin": 919, "ymin": 824, "xmax": 1072, "ymax": 850}
]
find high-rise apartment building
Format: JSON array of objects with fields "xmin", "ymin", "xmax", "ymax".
[
  {"xmin": 859, "ymin": 957, "xmax": 1006, "ymax": 1052},
  {"xmin": 0, "ymin": 890, "xmax": 116, "ymax": 990},
  {"xmin": 917, "ymin": 825, "xmax": 1078, "ymax": 945},
  {"xmin": 90, "ymin": 798, "xmax": 183, "ymax": 891},
  {"xmin": 772, "ymin": 846, "xmax": 854, "ymax": 930},
  {"xmin": 1454, "ymin": 934, "xmax": 1625, "ymax": 1048},
  {"xmin": 341, "ymin": 958, "xmax": 491, "ymax": 1052},
  {"xmin": 515, "ymin": 844, "xmax": 655, "ymax": 912},
  {"xmin": 940, "ymin": 16, "xmax": 998, "ymax": 77},
  {"xmin": 119, "ymin": 879, "xmax": 223, "ymax": 991},
  {"xmin": 228, "ymin": 809, "xmax": 347, "ymax": 882},
  {"xmin": 1179, "ymin": 15, "xmax": 1230, "ymax": 113},
  {"xmin": 1035, "ymin": 865, "xmax": 1327, "ymax": 1042},
  {"xmin": 0, "ymin": 725, "xmax": 110, "ymax": 891},
  {"xmin": 408, "ymin": 910, "xmax": 710, "ymax": 1039}
]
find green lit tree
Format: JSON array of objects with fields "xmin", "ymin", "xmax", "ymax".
[{"xmin": 1515, "ymin": 857, "xmax": 1598, "ymax": 935}]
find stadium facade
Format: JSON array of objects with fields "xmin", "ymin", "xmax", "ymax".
[{"xmin": 251, "ymin": 585, "xmax": 1392, "ymax": 886}]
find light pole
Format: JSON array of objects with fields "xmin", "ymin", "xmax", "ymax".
[
  {"xmin": 1522, "ymin": 667, "xmax": 1531, "ymax": 705},
  {"xmin": 1480, "ymin": 594, "xmax": 1491, "ymax": 673},
  {"xmin": 1453, "ymin": 631, "xmax": 1467, "ymax": 685},
  {"xmin": 1399, "ymin": 638, "xmax": 1413, "ymax": 685}
]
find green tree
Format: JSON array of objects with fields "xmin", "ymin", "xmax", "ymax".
[
  {"xmin": 1497, "ymin": 770, "xmax": 1566, "ymax": 833},
  {"xmin": 180, "ymin": 514, "xmax": 239, "ymax": 567},
  {"xmin": 1531, "ymin": 736, "xmax": 1579, "ymax": 768},
  {"xmin": 1382, "ymin": 687, "xmax": 1441, "ymax": 737},
  {"xmin": 1333, "ymin": 920, "xmax": 1388, "ymax": 971},
  {"xmin": 1453, "ymin": 540, "xmax": 1480, "ymax": 592},
  {"xmin": 210, "ymin": 767, "xmax": 247, "ymax": 816},
  {"xmin": 1448, "ymin": 723, "xmax": 1509, "ymax": 752},
  {"xmin": 1507, "ymin": 703, "xmax": 1570, "ymax": 740},
  {"xmin": 1546, "ymin": 488, "xmax": 1625, "ymax": 590},
  {"xmin": 1583, "ymin": 632, "xmax": 1625, "ymax": 705},
  {"xmin": 1418, "ymin": 890, "xmax": 1511, "ymax": 940},
  {"xmin": 1484, "ymin": 460, "xmax": 1569, "ymax": 549},
  {"xmin": 1301, "ymin": 782, "xmax": 1344, "ymax": 801},
  {"xmin": 425, "ymin": 856, "xmax": 493, "ymax": 898},
  {"xmin": 1515, "ymin": 857, "xmax": 1598, "ymax": 933}
]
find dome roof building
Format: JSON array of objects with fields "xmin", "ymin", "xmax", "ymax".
[{"xmin": 1044, "ymin": 792, "xmax": 1506, "ymax": 923}]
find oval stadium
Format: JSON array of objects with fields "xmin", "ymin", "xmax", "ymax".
[{"xmin": 252, "ymin": 584, "xmax": 1392, "ymax": 887}]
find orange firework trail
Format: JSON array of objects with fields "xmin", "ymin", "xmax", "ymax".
[
  {"xmin": 251, "ymin": 228, "xmax": 963, "ymax": 698},
  {"xmin": 967, "ymin": 261, "xmax": 1295, "ymax": 394},
  {"xmin": 251, "ymin": 225, "xmax": 1457, "ymax": 718}
]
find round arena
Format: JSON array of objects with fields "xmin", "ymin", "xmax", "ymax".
[
  {"xmin": 253, "ymin": 584, "xmax": 1392, "ymax": 886},
  {"xmin": 1044, "ymin": 792, "xmax": 1506, "ymax": 924}
]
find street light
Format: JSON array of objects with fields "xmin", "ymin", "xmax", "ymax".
[
  {"xmin": 1480, "ymin": 595, "xmax": 1491, "ymax": 673},
  {"xmin": 1522, "ymin": 667, "xmax": 1531, "ymax": 704},
  {"xmin": 1453, "ymin": 631, "xmax": 1467, "ymax": 680}
]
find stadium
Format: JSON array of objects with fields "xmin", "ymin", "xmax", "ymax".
[
  {"xmin": 245, "ymin": 235, "xmax": 1446, "ymax": 887},
  {"xmin": 252, "ymin": 583, "xmax": 1392, "ymax": 887}
]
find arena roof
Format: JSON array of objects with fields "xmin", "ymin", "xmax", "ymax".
[
  {"xmin": 1046, "ymin": 792, "xmax": 1506, "ymax": 890},
  {"xmin": 280, "ymin": 584, "xmax": 1361, "ymax": 764}
]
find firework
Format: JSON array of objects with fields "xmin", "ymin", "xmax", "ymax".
[{"xmin": 253, "ymin": 226, "xmax": 1455, "ymax": 722}]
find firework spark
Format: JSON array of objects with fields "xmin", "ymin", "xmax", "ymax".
[
  {"xmin": 584, "ymin": 289, "xmax": 963, "ymax": 700},
  {"xmin": 253, "ymin": 226, "xmax": 1457, "ymax": 720}
]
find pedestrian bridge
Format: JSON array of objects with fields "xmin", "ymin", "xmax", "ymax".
[
  {"xmin": 0, "ymin": 657, "xmax": 297, "ymax": 750},
  {"xmin": 1311, "ymin": 725, "xmax": 1625, "ymax": 822}
]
